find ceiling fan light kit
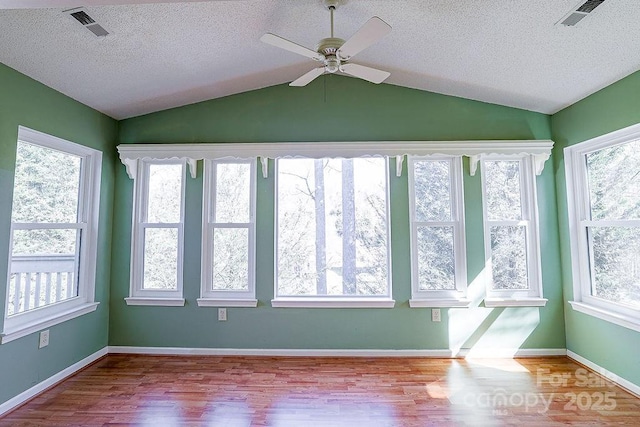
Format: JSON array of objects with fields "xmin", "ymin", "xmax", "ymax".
[{"xmin": 260, "ymin": 0, "xmax": 392, "ymax": 87}]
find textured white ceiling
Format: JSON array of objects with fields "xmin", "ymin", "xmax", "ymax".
[{"xmin": 1, "ymin": 0, "xmax": 639, "ymax": 119}]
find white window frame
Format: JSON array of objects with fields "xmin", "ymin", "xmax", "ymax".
[
  {"xmin": 565, "ymin": 123, "xmax": 640, "ymax": 332},
  {"xmin": 116, "ymin": 141, "xmax": 553, "ymax": 309},
  {"xmin": 2, "ymin": 126, "xmax": 101, "ymax": 344},
  {"xmin": 480, "ymin": 154, "xmax": 546, "ymax": 307},
  {"xmin": 198, "ymin": 159, "xmax": 257, "ymax": 307},
  {"xmin": 272, "ymin": 156, "xmax": 395, "ymax": 308},
  {"xmin": 125, "ymin": 159, "xmax": 186, "ymax": 306},
  {"xmin": 408, "ymin": 155, "xmax": 469, "ymax": 308}
]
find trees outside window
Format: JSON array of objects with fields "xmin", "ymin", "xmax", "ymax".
[
  {"xmin": 126, "ymin": 160, "xmax": 186, "ymax": 306},
  {"xmin": 199, "ymin": 160, "xmax": 257, "ymax": 307},
  {"xmin": 481, "ymin": 155, "xmax": 544, "ymax": 305},
  {"xmin": 408, "ymin": 156, "xmax": 468, "ymax": 307},
  {"xmin": 275, "ymin": 157, "xmax": 391, "ymax": 301}
]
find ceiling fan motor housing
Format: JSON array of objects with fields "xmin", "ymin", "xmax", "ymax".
[
  {"xmin": 316, "ymin": 37, "xmax": 345, "ymax": 56},
  {"xmin": 317, "ymin": 37, "xmax": 346, "ymax": 73}
]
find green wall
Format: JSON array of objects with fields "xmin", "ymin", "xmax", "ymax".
[
  {"xmin": 552, "ymin": 70, "xmax": 640, "ymax": 387},
  {"xmin": 112, "ymin": 75, "xmax": 565, "ymax": 351},
  {"xmin": 0, "ymin": 63, "xmax": 118, "ymax": 404}
]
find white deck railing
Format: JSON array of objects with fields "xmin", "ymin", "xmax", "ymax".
[{"xmin": 8, "ymin": 255, "xmax": 76, "ymax": 316}]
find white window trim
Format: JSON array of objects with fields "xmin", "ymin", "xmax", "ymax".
[
  {"xmin": 117, "ymin": 140, "xmax": 553, "ymax": 179},
  {"xmin": 198, "ymin": 159, "xmax": 257, "ymax": 307},
  {"xmin": 565, "ymin": 123, "xmax": 640, "ymax": 332},
  {"xmin": 271, "ymin": 298, "xmax": 395, "ymax": 308},
  {"xmin": 407, "ymin": 155, "xmax": 470, "ymax": 308},
  {"xmin": 126, "ymin": 159, "xmax": 186, "ymax": 306},
  {"xmin": 480, "ymin": 154, "xmax": 546, "ymax": 307},
  {"xmin": 2, "ymin": 126, "xmax": 102, "ymax": 344},
  {"xmin": 272, "ymin": 157, "xmax": 394, "ymax": 308}
]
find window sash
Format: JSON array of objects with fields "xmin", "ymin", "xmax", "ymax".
[
  {"xmin": 481, "ymin": 155, "xmax": 542, "ymax": 299},
  {"xmin": 569, "ymin": 138, "xmax": 640, "ymax": 314},
  {"xmin": 129, "ymin": 160, "xmax": 186, "ymax": 299},
  {"xmin": 200, "ymin": 159, "xmax": 257, "ymax": 301},
  {"xmin": 274, "ymin": 157, "xmax": 392, "ymax": 300},
  {"xmin": 408, "ymin": 156, "xmax": 467, "ymax": 301},
  {"xmin": 3, "ymin": 127, "xmax": 101, "ymax": 341}
]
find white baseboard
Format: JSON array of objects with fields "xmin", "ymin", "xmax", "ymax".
[
  {"xmin": 0, "ymin": 347, "xmax": 107, "ymax": 416},
  {"xmin": 107, "ymin": 346, "xmax": 566, "ymax": 358},
  {"xmin": 567, "ymin": 350, "xmax": 640, "ymax": 397},
  {"xmin": 108, "ymin": 346, "xmax": 455, "ymax": 357},
  {"xmin": 456, "ymin": 348, "xmax": 567, "ymax": 358}
]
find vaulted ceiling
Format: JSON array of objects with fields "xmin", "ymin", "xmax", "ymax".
[{"xmin": 1, "ymin": 0, "xmax": 638, "ymax": 119}]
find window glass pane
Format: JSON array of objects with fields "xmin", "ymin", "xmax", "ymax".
[
  {"xmin": 485, "ymin": 161, "xmax": 522, "ymax": 221},
  {"xmin": 143, "ymin": 227, "xmax": 178, "ymax": 290},
  {"xmin": 490, "ymin": 226, "xmax": 528, "ymax": 290},
  {"xmin": 589, "ymin": 227, "xmax": 640, "ymax": 308},
  {"xmin": 277, "ymin": 158, "xmax": 317, "ymax": 296},
  {"xmin": 12, "ymin": 228, "xmax": 78, "ymax": 256},
  {"xmin": 11, "ymin": 141, "xmax": 81, "ymax": 223},
  {"xmin": 215, "ymin": 163, "xmax": 251, "ymax": 223},
  {"xmin": 414, "ymin": 160, "xmax": 451, "ymax": 222},
  {"xmin": 9, "ymin": 229, "xmax": 79, "ymax": 316},
  {"xmin": 587, "ymin": 139, "xmax": 640, "ymax": 221},
  {"xmin": 353, "ymin": 158, "xmax": 389, "ymax": 295},
  {"xmin": 277, "ymin": 158, "xmax": 389, "ymax": 297},
  {"xmin": 147, "ymin": 164, "xmax": 182, "ymax": 223},
  {"xmin": 212, "ymin": 228, "xmax": 249, "ymax": 291},
  {"xmin": 417, "ymin": 226, "xmax": 455, "ymax": 290}
]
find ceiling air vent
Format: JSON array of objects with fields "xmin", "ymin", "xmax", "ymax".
[
  {"xmin": 64, "ymin": 7, "xmax": 109, "ymax": 37},
  {"xmin": 558, "ymin": 0, "xmax": 606, "ymax": 26}
]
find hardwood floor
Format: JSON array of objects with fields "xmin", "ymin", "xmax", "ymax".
[{"xmin": 2, "ymin": 355, "xmax": 640, "ymax": 426}]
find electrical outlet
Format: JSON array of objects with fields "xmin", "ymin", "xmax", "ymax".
[
  {"xmin": 218, "ymin": 308, "xmax": 227, "ymax": 321},
  {"xmin": 431, "ymin": 309, "xmax": 441, "ymax": 322},
  {"xmin": 39, "ymin": 330, "xmax": 50, "ymax": 348}
]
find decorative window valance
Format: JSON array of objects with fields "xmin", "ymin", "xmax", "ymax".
[{"xmin": 117, "ymin": 140, "xmax": 554, "ymax": 178}]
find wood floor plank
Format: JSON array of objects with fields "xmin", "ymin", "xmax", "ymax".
[{"xmin": 1, "ymin": 355, "xmax": 639, "ymax": 426}]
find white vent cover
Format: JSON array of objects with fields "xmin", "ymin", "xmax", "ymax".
[
  {"xmin": 557, "ymin": 0, "xmax": 606, "ymax": 26},
  {"xmin": 64, "ymin": 7, "xmax": 109, "ymax": 37}
]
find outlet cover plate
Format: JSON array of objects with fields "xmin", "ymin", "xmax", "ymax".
[{"xmin": 39, "ymin": 330, "xmax": 50, "ymax": 348}]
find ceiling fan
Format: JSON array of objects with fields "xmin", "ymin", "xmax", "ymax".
[{"xmin": 260, "ymin": 0, "xmax": 392, "ymax": 87}]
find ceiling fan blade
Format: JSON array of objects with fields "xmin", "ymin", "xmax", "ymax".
[
  {"xmin": 260, "ymin": 33, "xmax": 324, "ymax": 61},
  {"xmin": 290, "ymin": 68, "xmax": 325, "ymax": 87},
  {"xmin": 340, "ymin": 63, "xmax": 390, "ymax": 84},
  {"xmin": 337, "ymin": 16, "xmax": 391, "ymax": 60}
]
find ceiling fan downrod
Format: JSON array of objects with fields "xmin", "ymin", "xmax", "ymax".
[{"xmin": 322, "ymin": 0, "xmax": 343, "ymax": 73}]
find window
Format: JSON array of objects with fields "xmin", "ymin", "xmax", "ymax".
[
  {"xmin": 3, "ymin": 127, "xmax": 101, "ymax": 343},
  {"xmin": 408, "ymin": 156, "xmax": 468, "ymax": 307},
  {"xmin": 480, "ymin": 155, "xmax": 545, "ymax": 306},
  {"xmin": 565, "ymin": 125, "xmax": 640, "ymax": 331},
  {"xmin": 273, "ymin": 157, "xmax": 393, "ymax": 307},
  {"xmin": 126, "ymin": 160, "xmax": 186, "ymax": 306},
  {"xmin": 198, "ymin": 159, "xmax": 257, "ymax": 307}
]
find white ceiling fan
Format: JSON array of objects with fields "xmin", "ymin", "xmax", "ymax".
[{"xmin": 260, "ymin": 0, "xmax": 392, "ymax": 87}]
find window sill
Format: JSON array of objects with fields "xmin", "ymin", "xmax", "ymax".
[
  {"xmin": 197, "ymin": 298, "xmax": 258, "ymax": 308},
  {"xmin": 484, "ymin": 298, "xmax": 548, "ymax": 307},
  {"xmin": 1, "ymin": 302, "xmax": 99, "ymax": 344},
  {"xmin": 271, "ymin": 298, "xmax": 395, "ymax": 308},
  {"xmin": 569, "ymin": 301, "xmax": 640, "ymax": 333},
  {"xmin": 409, "ymin": 299, "xmax": 471, "ymax": 308},
  {"xmin": 125, "ymin": 297, "xmax": 185, "ymax": 307}
]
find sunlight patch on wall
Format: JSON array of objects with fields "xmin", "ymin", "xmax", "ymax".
[{"xmin": 448, "ymin": 267, "xmax": 541, "ymax": 358}]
